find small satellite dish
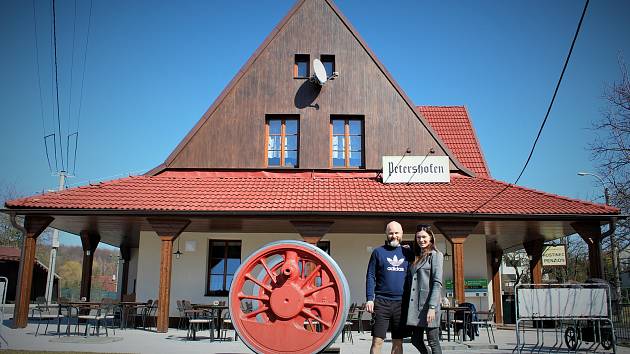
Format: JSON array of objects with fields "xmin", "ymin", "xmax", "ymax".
[{"xmin": 312, "ymin": 58, "xmax": 327, "ymax": 85}]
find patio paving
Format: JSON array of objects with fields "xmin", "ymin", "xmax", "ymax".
[{"xmin": 2, "ymin": 319, "xmax": 629, "ymax": 353}]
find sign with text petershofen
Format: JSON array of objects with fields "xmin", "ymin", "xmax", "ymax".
[
  {"xmin": 542, "ymin": 245, "xmax": 567, "ymax": 266},
  {"xmin": 382, "ymin": 156, "xmax": 450, "ymax": 183}
]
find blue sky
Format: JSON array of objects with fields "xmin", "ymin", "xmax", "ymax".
[{"xmin": 1, "ymin": 0, "xmax": 629, "ymax": 247}]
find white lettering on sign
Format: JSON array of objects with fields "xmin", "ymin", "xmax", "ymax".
[{"xmin": 382, "ymin": 156, "xmax": 450, "ymax": 183}]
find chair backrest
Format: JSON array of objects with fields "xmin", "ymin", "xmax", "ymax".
[
  {"xmin": 183, "ymin": 300, "xmax": 193, "ymax": 310},
  {"xmin": 488, "ymin": 303, "xmax": 496, "ymax": 321},
  {"xmin": 35, "ymin": 296, "xmax": 49, "ymax": 311}
]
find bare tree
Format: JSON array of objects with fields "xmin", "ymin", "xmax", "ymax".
[
  {"xmin": 591, "ymin": 55, "xmax": 630, "ymax": 252},
  {"xmin": 503, "ymin": 249, "xmax": 530, "ymax": 286}
]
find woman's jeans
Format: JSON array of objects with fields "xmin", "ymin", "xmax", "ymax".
[{"xmin": 411, "ymin": 326, "xmax": 442, "ymax": 354}]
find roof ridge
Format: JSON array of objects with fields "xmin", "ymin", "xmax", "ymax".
[{"xmin": 417, "ymin": 105, "xmax": 466, "ymax": 109}]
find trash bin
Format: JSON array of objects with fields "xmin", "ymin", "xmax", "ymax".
[{"xmin": 502, "ymin": 294, "xmax": 515, "ymax": 324}]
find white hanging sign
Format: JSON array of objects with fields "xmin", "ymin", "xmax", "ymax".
[{"xmin": 382, "ymin": 156, "xmax": 450, "ymax": 183}]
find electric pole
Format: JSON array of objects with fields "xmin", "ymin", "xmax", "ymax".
[{"xmin": 45, "ymin": 171, "xmax": 65, "ymax": 304}]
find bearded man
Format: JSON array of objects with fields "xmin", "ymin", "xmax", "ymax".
[{"xmin": 366, "ymin": 221, "xmax": 413, "ymax": 354}]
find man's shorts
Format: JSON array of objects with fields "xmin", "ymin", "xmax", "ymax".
[{"xmin": 371, "ymin": 298, "xmax": 407, "ymax": 339}]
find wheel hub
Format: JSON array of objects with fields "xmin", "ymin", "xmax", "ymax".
[{"xmin": 269, "ymin": 283, "xmax": 304, "ymax": 319}]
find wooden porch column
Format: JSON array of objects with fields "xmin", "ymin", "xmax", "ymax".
[
  {"xmin": 490, "ymin": 249, "xmax": 503, "ymax": 324},
  {"xmin": 80, "ymin": 231, "xmax": 100, "ymax": 301},
  {"xmin": 120, "ymin": 245, "xmax": 131, "ymax": 300},
  {"xmin": 523, "ymin": 239, "xmax": 544, "ymax": 284},
  {"xmin": 435, "ymin": 222, "xmax": 478, "ymax": 305},
  {"xmin": 572, "ymin": 222, "xmax": 604, "ymax": 279},
  {"xmin": 13, "ymin": 215, "xmax": 53, "ymax": 328},
  {"xmin": 148, "ymin": 218, "xmax": 190, "ymax": 333},
  {"xmin": 290, "ymin": 221, "xmax": 334, "ymax": 245}
]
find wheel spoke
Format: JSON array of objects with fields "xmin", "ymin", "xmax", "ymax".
[
  {"xmin": 238, "ymin": 293, "xmax": 270, "ymax": 302},
  {"xmin": 300, "ymin": 264, "xmax": 322, "ymax": 288},
  {"xmin": 303, "ymin": 281, "xmax": 334, "ymax": 296},
  {"xmin": 259, "ymin": 257, "xmax": 277, "ymax": 284},
  {"xmin": 304, "ymin": 300, "xmax": 338, "ymax": 308},
  {"xmin": 301, "ymin": 308, "xmax": 331, "ymax": 328},
  {"xmin": 245, "ymin": 273, "xmax": 273, "ymax": 293},
  {"xmin": 245, "ymin": 305, "xmax": 270, "ymax": 319}
]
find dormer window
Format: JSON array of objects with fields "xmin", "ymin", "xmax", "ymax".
[
  {"xmin": 267, "ymin": 117, "xmax": 299, "ymax": 167},
  {"xmin": 294, "ymin": 54, "xmax": 310, "ymax": 78},
  {"xmin": 320, "ymin": 55, "xmax": 335, "ymax": 77}
]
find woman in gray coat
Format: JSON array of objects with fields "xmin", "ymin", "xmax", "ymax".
[{"xmin": 406, "ymin": 224, "xmax": 444, "ymax": 354}]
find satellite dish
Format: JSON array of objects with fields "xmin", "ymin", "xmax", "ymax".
[{"xmin": 312, "ymin": 59, "xmax": 327, "ymax": 85}]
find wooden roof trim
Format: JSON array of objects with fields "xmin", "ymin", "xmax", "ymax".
[
  {"xmin": 155, "ymin": 0, "xmax": 309, "ymax": 174},
  {"xmin": 322, "ymin": 0, "xmax": 473, "ymax": 176},
  {"xmin": 153, "ymin": 0, "xmax": 472, "ymax": 176}
]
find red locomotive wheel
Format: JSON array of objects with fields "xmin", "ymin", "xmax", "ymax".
[{"xmin": 229, "ymin": 240, "xmax": 350, "ymax": 354}]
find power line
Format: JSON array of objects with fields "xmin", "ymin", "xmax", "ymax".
[
  {"xmin": 52, "ymin": 0, "xmax": 64, "ymax": 171},
  {"xmin": 49, "ymin": 0, "xmax": 57, "ymax": 171},
  {"xmin": 32, "ymin": 0, "xmax": 52, "ymax": 172},
  {"xmin": 66, "ymin": 0, "xmax": 77, "ymax": 149},
  {"xmin": 471, "ymin": 0, "xmax": 590, "ymax": 214},
  {"xmin": 74, "ymin": 0, "xmax": 93, "ymax": 175}
]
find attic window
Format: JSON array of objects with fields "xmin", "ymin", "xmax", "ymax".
[
  {"xmin": 320, "ymin": 55, "xmax": 335, "ymax": 77},
  {"xmin": 294, "ymin": 54, "xmax": 309, "ymax": 78}
]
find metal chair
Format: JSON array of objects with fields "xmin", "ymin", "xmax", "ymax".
[
  {"xmin": 32, "ymin": 296, "xmax": 64, "ymax": 336},
  {"xmin": 452, "ymin": 302, "xmax": 477, "ymax": 341},
  {"xmin": 220, "ymin": 308, "xmax": 238, "ymax": 341},
  {"xmin": 342, "ymin": 303, "xmax": 357, "ymax": 343},
  {"xmin": 78, "ymin": 304, "xmax": 114, "ymax": 336},
  {"xmin": 186, "ymin": 308, "xmax": 214, "ymax": 341},
  {"xmin": 176, "ymin": 300, "xmax": 187, "ymax": 330},
  {"xmin": 145, "ymin": 300, "xmax": 158, "ymax": 330},
  {"xmin": 471, "ymin": 303, "xmax": 496, "ymax": 343}
]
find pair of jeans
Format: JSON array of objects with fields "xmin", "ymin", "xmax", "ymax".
[{"xmin": 411, "ymin": 326, "xmax": 441, "ymax": 354}]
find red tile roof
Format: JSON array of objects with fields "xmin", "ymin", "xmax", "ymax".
[
  {"xmin": 0, "ymin": 247, "xmax": 59, "ymax": 277},
  {"xmin": 0, "ymin": 247, "xmax": 21, "ymax": 261},
  {"xmin": 418, "ymin": 106, "xmax": 490, "ymax": 178},
  {"xmin": 5, "ymin": 171, "xmax": 617, "ymax": 215}
]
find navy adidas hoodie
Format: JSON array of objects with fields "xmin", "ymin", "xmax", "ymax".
[{"xmin": 366, "ymin": 244, "xmax": 412, "ymax": 301}]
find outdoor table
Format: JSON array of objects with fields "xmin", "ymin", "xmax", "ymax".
[
  {"xmin": 58, "ymin": 301, "xmax": 102, "ymax": 336},
  {"xmin": 441, "ymin": 306, "xmax": 472, "ymax": 342},
  {"xmin": 192, "ymin": 304, "xmax": 229, "ymax": 339}
]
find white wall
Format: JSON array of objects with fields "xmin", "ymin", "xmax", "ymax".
[
  {"xmin": 133, "ymin": 231, "xmax": 491, "ymax": 316},
  {"xmin": 126, "ymin": 248, "xmax": 139, "ymax": 294}
]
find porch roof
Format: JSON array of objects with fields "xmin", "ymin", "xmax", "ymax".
[
  {"xmin": 4, "ymin": 170, "xmax": 617, "ymax": 215},
  {"xmin": 3, "ymin": 170, "xmax": 621, "ymax": 251}
]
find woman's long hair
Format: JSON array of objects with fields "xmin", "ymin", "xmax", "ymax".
[{"xmin": 413, "ymin": 227, "xmax": 437, "ymax": 266}]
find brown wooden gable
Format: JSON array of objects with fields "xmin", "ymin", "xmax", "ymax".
[{"xmin": 155, "ymin": 0, "xmax": 472, "ymax": 175}]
